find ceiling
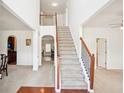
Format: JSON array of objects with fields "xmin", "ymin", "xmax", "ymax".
[
  {"xmin": 83, "ymin": 0, "xmax": 123, "ymax": 28},
  {"xmin": 0, "ymin": 4, "xmax": 32, "ymax": 31},
  {"xmin": 40, "ymin": 0, "xmax": 67, "ymax": 14}
]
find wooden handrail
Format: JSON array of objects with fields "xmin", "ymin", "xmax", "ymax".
[
  {"xmin": 40, "ymin": 14, "xmax": 56, "ymax": 26},
  {"xmin": 55, "ymin": 13, "xmax": 60, "ymax": 91},
  {"xmin": 80, "ymin": 37, "xmax": 95, "ymax": 90},
  {"xmin": 80, "ymin": 37, "xmax": 91, "ymax": 57}
]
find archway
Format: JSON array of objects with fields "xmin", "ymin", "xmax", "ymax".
[
  {"xmin": 42, "ymin": 35, "xmax": 54, "ymax": 63},
  {"xmin": 7, "ymin": 36, "xmax": 17, "ymax": 65},
  {"xmin": 40, "ymin": 35, "xmax": 55, "ymax": 86}
]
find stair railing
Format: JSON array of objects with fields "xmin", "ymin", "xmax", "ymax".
[
  {"xmin": 55, "ymin": 13, "xmax": 61, "ymax": 92},
  {"xmin": 40, "ymin": 14, "xmax": 56, "ymax": 26},
  {"xmin": 80, "ymin": 37, "xmax": 95, "ymax": 91}
]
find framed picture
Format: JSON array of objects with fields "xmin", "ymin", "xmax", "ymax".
[{"xmin": 26, "ymin": 39, "xmax": 31, "ymax": 46}]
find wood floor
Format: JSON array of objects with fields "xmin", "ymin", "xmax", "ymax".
[{"xmin": 17, "ymin": 87, "xmax": 88, "ymax": 93}]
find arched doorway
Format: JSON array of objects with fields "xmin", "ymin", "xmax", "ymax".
[
  {"xmin": 41, "ymin": 35, "xmax": 55, "ymax": 86},
  {"xmin": 7, "ymin": 36, "xmax": 17, "ymax": 65},
  {"xmin": 42, "ymin": 35, "xmax": 54, "ymax": 63}
]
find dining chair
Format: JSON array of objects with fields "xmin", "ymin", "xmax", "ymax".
[{"xmin": 0, "ymin": 55, "xmax": 8, "ymax": 79}]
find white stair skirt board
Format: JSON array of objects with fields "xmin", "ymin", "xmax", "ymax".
[{"xmin": 57, "ymin": 26, "xmax": 88, "ymax": 90}]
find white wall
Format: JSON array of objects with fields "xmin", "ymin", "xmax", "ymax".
[
  {"xmin": 57, "ymin": 14, "xmax": 65, "ymax": 26},
  {"xmin": 65, "ymin": 8, "xmax": 69, "ymax": 26},
  {"xmin": 0, "ymin": 0, "xmax": 40, "ymax": 70},
  {"xmin": 0, "ymin": 31, "xmax": 33, "ymax": 65},
  {"xmin": 67, "ymin": 0, "xmax": 110, "ymax": 57},
  {"xmin": 1, "ymin": 0, "xmax": 40, "ymax": 30},
  {"xmin": 83, "ymin": 27, "xmax": 123, "ymax": 69}
]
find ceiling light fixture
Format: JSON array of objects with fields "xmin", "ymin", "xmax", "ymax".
[{"xmin": 52, "ymin": 2, "xmax": 58, "ymax": 7}]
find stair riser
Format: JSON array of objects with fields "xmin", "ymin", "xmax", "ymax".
[
  {"xmin": 60, "ymin": 58, "xmax": 79, "ymax": 61},
  {"xmin": 60, "ymin": 61, "xmax": 79, "ymax": 65},
  {"xmin": 62, "ymin": 77, "xmax": 84, "ymax": 81},
  {"xmin": 59, "ymin": 44, "xmax": 74, "ymax": 46},
  {"xmin": 61, "ymin": 85, "xmax": 87, "ymax": 90},
  {"xmin": 61, "ymin": 67, "xmax": 81, "ymax": 71},
  {"xmin": 60, "ymin": 54, "xmax": 76, "ymax": 56},
  {"xmin": 59, "ymin": 42, "xmax": 73, "ymax": 44},
  {"xmin": 59, "ymin": 36, "xmax": 71, "ymax": 38},
  {"xmin": 59, "ymin": 39, "xmax": 72, "ymax": 41},
  {"xmin": 57, "ymin": 28, "xmax": 70, "ymax": 31},
  {"xmin": 59, "ymin": 47, "xmax": 76, "ymax": 50},
  {"xmin": 59, "ymin": 52, "xmax": 76, "ymax": 55},
  {"xmin": 58, "ymin": 33, "xmax": 70, "ymax": 35},
  {"xmin": 62, "ymin": 81, "xmax": 87, "ymax": 87},
  {"xmin": 59, "ymin": 56, "xmax": 78, "ymax": 58},
  {"xmin": 59, "ymin": 49, "xmax": 76, "ymax": 52},
  {"xmin": 61, "ymin": 74, "xmax": 83, "ymax": 78},
  {"xmin": 58, "ymin": 27, "xmax": 87, "ymax": 90},
  {"xmin": 58, "ymin": 33, "xmax": 71, "ymax": 36}
]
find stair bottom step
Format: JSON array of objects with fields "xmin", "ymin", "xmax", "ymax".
[
  {"xmin": 61, "ymin": 89, "xmax": 88, "ymax": 93},
  {"xmin": 61, "ymin": 86, "xmax": 88, "ymax": 90}
]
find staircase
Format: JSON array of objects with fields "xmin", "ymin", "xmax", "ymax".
[{"xmin": 57, "ymin": 26, "xmax": 88, "ymax": 90}]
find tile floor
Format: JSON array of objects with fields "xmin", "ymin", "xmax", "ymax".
[
  {"xmin": 94, "ymin": 68, "xmax": 123, "ymax": 93},
  {"xmin": 0, "ymin": 58, "xmax": 55, "ymax": 93}
]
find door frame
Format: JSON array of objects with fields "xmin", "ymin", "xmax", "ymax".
[
  {"xmin": 7, "ymin": 36, "xmax": 17, "ymax": 65},
  {"xmin": 96, "ymin": 38, "xmax": 107, "ymax": 69},
  {"xmin": 41, "ymin": 35, "xmax": 54, "ymax": 65}
]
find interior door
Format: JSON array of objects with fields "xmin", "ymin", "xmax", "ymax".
[{"xmin": 97, "ymin": 38, "xmax": 107, "ymax": 68}]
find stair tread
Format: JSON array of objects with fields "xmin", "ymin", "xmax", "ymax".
[
  {"xmin": 61, "ymin": 80, "xmax": 88, "ymax": 89},
  {"xmin": 61, "ymin": 77, "xmax": 84, "ymax": 81},
  {"xmin": 59, "ymin": 52, "xmax": 76, "ymax": 55},
  {"xmin": 59, "ymin": 47, "xmax": 75, "ymax": 50},
  {"xmin": 58, "ymin": 26, "xmax": 87, "ymax": 90},
  {"xmin": 61, "ymin": 70, "xmax": 83, "ymax": 77}
]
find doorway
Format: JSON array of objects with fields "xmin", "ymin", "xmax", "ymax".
[
  {"xmin": 7, "ymin": 36, "xmax": 17, "ymax": 65},
  {"xmin": 41, "ymin": 35, "xmax": 55, "ymax": 86},
  {"xmin": 42, "ymin": 36, "xmax": 54, "ymax": 62},
  {"xmin": 96, "ymin": 38, "xmax": 107, "ymax": 69}
]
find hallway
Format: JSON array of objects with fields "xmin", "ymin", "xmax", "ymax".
[{"xmin": 0, "ymin": 59, "xmax": 55, "ymax": 93}]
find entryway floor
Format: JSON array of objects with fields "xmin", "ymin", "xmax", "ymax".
[
  {"xmin": 94, "ymin": 68, "xmax": 123, "ymax": 93},
  {"xmin": 17, "ymin": 87, "xmax": 88, "ymax": 93},
  {"xmin": 0, "ymin": 60, "xmax": 54, "ymax": 93}
]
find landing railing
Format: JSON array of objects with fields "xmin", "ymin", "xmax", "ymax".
[
  {"xmin": 40, "ymin": 14, "xmax": 56, "ymax": 26},
  {"xmin": 80, "ymin": 37, "xmax": 95, "ymax": 91}
]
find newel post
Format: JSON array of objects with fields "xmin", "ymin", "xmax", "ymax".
[{"xmin": 90, "ymin": 54, "xmax": 95, "ymax": 89}]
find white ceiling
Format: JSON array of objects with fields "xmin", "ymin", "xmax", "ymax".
[
  {"xmin": 83, "ymin": 0, "xmax": 123, "ymax": 28},
  {"xmin": 40, "ymin": 0, "xmax": 67, "ymax": 14},
  {"xmin": 0, "ymin": 4, "xmax": 32, "ymax": 31}
]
